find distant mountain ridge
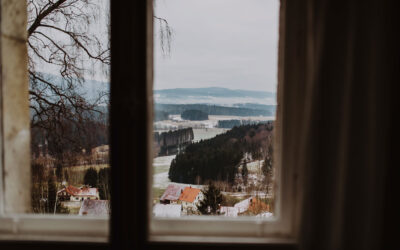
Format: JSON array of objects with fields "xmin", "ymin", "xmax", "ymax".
[{"xmin": 154, "ymin": 87, "xmax": 275, "ymax": 99}]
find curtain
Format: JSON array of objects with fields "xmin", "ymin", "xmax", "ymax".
[{"xmin": 279, "ymin": 0, "xmax": 396, "ymax": 249}]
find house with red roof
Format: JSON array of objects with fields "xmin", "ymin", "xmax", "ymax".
[
  {"xmin": 178, "ymin": 186, "xmax": 204, "ymax": 215},
  {"xmin": 160, "ymin": 184, "xmax": 184, "ymax": 204},
  {"xmin": 57, "ymin": 185, "xmax": 100, "ymax": 202}
]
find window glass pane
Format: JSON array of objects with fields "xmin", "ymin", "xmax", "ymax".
[
  {"xmin": 152, "ymin": 0, "xmax": 279, "ymax": 218},
  {"xmin": 28, "ymin": 0, "xmax": 110, "ymax": 216}
]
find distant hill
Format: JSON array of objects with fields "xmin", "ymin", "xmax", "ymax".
[
  {"xmin": 154, "ymin": 87, "xmax": 275, "ymax": 99},
  {"xmin": 155, "ymin": 104, "xmax": 275, "ymax": 117},
  {"xmin": 154, "ymin": 87, "xmax": 276, "ymax": 106},
  {"xmin": 31, "ymin": 72, "xmax": 109, "ymax": 103},
  {"xmin": 181, "ymin": 109, "xmax": 209, "ymax": 121}
]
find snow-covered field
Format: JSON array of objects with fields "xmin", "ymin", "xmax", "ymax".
[
  {"xmin": 152, "ymin": 127, "xmax": 229, "ymax": 189},
  {"xmin": 152, "ymin": 154, "xmax": 204, "ymax": 189},
  {"xmin": 193, "ymin": 128, "xmax": 227, "ymax": 142},
  {"xmin": 154, "ymin": 115, "xmax": 275, "ymax": 131}
]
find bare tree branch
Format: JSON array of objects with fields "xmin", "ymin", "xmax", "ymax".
[{"xmin": 28, "ymin": 0, "xmax": 67, "ymax": 37}]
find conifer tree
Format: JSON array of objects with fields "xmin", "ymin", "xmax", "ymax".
[
  {"xmin": 84, "ymin": 167, "xmax": 98, "ymax": 187},
  {"xmin": 197, "ymin": 182, "xmax": 223, "ymax": 215},
  {"xmin": 242, "ymin": 162, "xmax": 248, "ymax": 185},
  {"xmin": 47, "ymin": 171, "xmax": 57, "ymax": 213}
]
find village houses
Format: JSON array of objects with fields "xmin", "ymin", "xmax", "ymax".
[
  {"xmin": 155, "ymin": 184, "xmax": 204, "ymax": 216},
  {"xmin": 155, "ymin": 186, "xmax": 270, "ymax": 217},
  {"xmin": 57, "ymin": 185, "xmax": 100, "ymax": 202}
]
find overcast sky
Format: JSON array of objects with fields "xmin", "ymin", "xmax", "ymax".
[{"xmin": 154, "ymin": 0, "xmax": 280, "ymax": 92}]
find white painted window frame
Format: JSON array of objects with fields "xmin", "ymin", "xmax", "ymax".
[
  {"xmin": 148, "ymin": 0, "xmax": 298, "ymax": 244},
  {"xmin": 0, "ymin": 0, "xmax": 109, "ymax": 243},
  {"xmin": 0, "ymin": 0, "xmax": 297, "ymax": 245}
]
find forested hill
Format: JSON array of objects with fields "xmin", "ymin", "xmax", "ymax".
[
  {"xmin": 168, "ymin": 122, "xmax": 274, "ymax": 185},
  {"xmin": 155, "ymin": 104, "xmax": 276, "ymax": 117}
]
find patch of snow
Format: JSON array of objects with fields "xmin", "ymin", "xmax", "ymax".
[
  {"xmin": 234, "ymin": 197, "xmax": 253, "ymax": 213},
  {"xmin": 153, "ymin": 204, "xmax": 181, "ymax": 217},
  {"xmin": 256, "ymin": 212, "xmax": 273, "ymax": 218},
  {"xmin": 220, "ymin": 206, "xmax": 239, "ymax": 217}
]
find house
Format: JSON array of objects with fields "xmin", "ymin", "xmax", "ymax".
[
  {"xmin": 79, "ymin": 200, "xmax": 110, "ymax": 216},
  {"xmin": 233, "ymin": 197, "xmax": 270, "ymax": 215},
  {"xmin": 178, "ymin": 186, "xmax": 203, "ymax": 215},
  {"xmin": 233, "ymin": 197, "xmax": 253, "ymax": 214},
  {"xmin": 220, "ymin": 206, "xmax": 239, "ymax": 217},
  {"xmin": 160, "ymin": 184, "xmax": 183, "ymax": 204},
  {"xmin": 247, "ymin": 198, "xmax": 269, "ymax": 215},
  {"xmin": 57, "ymin": 185, "xmax": 100, "ymax": 202},
  {"xmin": 153, "ymin": 204, "xmax": 181, "ymax": 217},
  {"xmin": 91, "ymin": 144, "xmax": 109, "ymax": 164}
]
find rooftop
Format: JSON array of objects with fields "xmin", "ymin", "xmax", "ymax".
[
  {"xmin": 160, "ymin": 184, "xmax": 183, "ymax": 202},
  {"xmin": 179, "ymin": 186, "xmax": 201, "ymax": 203}
]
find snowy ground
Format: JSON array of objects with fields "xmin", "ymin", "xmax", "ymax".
[
  {"xmin": 154, "ymin": 115, "xmax": 275, "ymax": 130},
  {"xmin": 151, "ymin": 127, "xmax": 272, "ymax": 203},
  {"xmin": 152, "ymin": 154, "xmax": 204, "ymax": 189},
  {"xmin": 246, "ymin": 160, "xmax": 264, "ymax": 174},
  {"xmin": 193, "ymin": 128, "xmax": 228, "ymax": 142}
]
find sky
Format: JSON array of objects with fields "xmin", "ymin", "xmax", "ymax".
[
  {"xmin": 32, "ymin": 0, "xmax": 110, "ymax": 82},
  {"xmin": 153, "ymin": 0, "xmax": 280, "ymax": 92}
]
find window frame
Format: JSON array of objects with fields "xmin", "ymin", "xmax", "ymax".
[
  {"xmin": 0, "ymin": 0, "xmax": 109, "ymax": 246},
  {"xmin": 147, "ymin": 0, "xmax": 296, "ymax": 244},
  {"xmin": 0, "ymin": 0, "xmax": 298, "ymax": 249}
]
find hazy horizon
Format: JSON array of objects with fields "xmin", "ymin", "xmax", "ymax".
[{"xmin": 154, "ymin": 0, "xmax": 280, "ymax": 92}]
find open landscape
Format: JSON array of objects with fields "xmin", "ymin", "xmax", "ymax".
[{"xmin": 151, "ymin": 101, "xmax": 276, "ymax": 217}]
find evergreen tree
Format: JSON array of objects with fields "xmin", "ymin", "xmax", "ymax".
[
  {"xmin": 47, "ymin": 171, "xmax": 57, "ymax": 213},
  {"xmin": 197, "ymin": 182, "xmax": 223, "ymax": 215},
  {"xmin": 31, "ymin": 163, "xmax": 46, "ymax": 213},
  {"xmin": 262, "ymin": 145, "xmax": 273, "ymax": 177},
  {"xmin": 55, "ymin": 163, "xmax": 63, "ymax": 182},
  {"xmin": 242, "ymin": 162, "xmax": 248, "ymax": 185},
  {"xmin": 98, "ymin": 168, "xmax": 111, "ymax": 200},
  {"xmin": 168, "ymin": 124, "xmax": 273, "ymax": 185},
  {"xmin": 262, "ymin": 145, "xmax": 273, "ymax": 194},
  {"xmin": 64, "ymin": 169, "xmax": 69, "ymax": 182},
  {"xmin": 84, "ymin": 167, "xmax": 98, "ymax": 187}
]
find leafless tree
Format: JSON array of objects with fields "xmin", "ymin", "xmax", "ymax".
[
  {"xmin": 28, "ymin": 0, "xmax": 110, "ymax": 160},
  {"xmin": 27, "ymin": 0, "xmax": 172, "ymax": 163}
]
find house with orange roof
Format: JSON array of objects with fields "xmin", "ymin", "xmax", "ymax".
[
  {"xmin": 57, "ymin": 185, "xmax": 100, "ymax": 202},
  {"xmin": 178, "ymin": 186, "xmax": 204, "ymax": 215}
]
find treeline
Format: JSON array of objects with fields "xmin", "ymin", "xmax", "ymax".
[
  {"xmin": 181, "ymin": 109, "xmax": 208, "ymax": 120},
  {"xmin": 154, "ymin": 128, "xmax": 194, "ymax": 156},
  {"xmin": 83, "ymin": 167, "xmax": 111, "ymax": 200},
  {"xmin": 168, "ymin": 123, "xmax": 274, "ymax": 184},
  {"xmin": 155, "ymin": 104, "xmax": 276, "ymax": 117},
  {"xmin": 217, "ymin": 119, "xmax": 271, "ymax": 128},
  {"xmin": 31, "ymin": 105, "xmax": 109, "ymax": 166},
  {"xmin": 154, "ymin": 110, "xmax": 169, "ymax": 121}
]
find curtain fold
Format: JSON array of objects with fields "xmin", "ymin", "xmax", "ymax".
[{"xmin": 280, "ymin": 1, "xmax": 396, "ymax": 249}]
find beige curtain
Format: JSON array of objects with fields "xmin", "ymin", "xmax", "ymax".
[{"xmin": 279, "ymin": 0, "xmax": 395, "ymax": 249}]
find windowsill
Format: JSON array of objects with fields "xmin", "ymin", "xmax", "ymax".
[
  {"xmin": 0, "ymin": 214, "xmax": 109, "ymax": 243},
  {"xmin": 149, "ymin": 235, "xmax": 296, "ymax": 245},
  {"xmin": 149, "ymin": 215, "xmax": 295, "ymax": 244}
]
